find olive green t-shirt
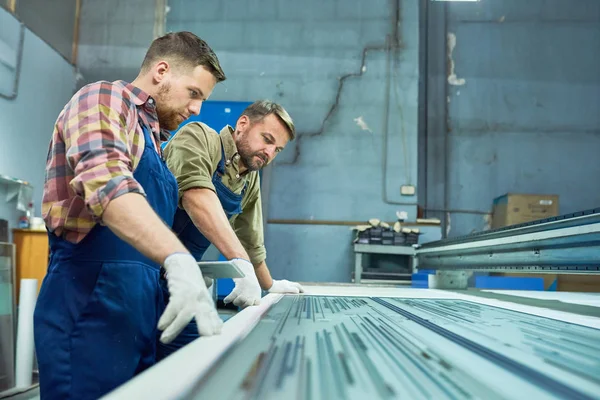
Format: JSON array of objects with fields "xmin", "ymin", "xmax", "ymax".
[{"xmin": 164, "ymin": 122, "xmax": 266, "ymax": 264}]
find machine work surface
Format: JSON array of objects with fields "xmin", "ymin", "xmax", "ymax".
[{"xmin": 190, "ymin": 295, "xmax": 600, "ymax": 400}]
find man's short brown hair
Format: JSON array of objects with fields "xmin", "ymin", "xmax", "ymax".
[
  {"xmin": 242, "ymin": 100, "xmax": 295, "ymax": 141},
  {"xmin": 141, "ymin": 31, "xmax": 226, "ymax": 82}
]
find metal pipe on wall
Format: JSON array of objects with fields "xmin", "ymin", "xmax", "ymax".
[
  {"xmin": 421, "ymin": 0, "xmax": 453, "ymax": 233},
  {"xmin": 381, "ymin": 0, "xmax": 418, "ymax": 207},
  {"xmin": 423, "ymin": 208, "xmax": 490, "ymax": 216},
  {"xmin": 418, "ymin": 0, "xmax": 429, "ymax": 208},
  {"xmin": 442, "ymin": 2, "xmax": 451, "ymax": 236},
  {"xmin": 71, "ymin": 0, "xmax": 80, "ymax": 65},
  {"xmin": 267, "ymin": 219, "xmax": 436, "ymax": 227},
  {"xmin": 386, "ymin": 0, "xmax": 493, "ymax": 218}
]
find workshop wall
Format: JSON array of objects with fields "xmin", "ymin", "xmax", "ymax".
[
  {"xmin": 0, "ymin": 7, "xmax": 76, "ymax": 231},
  {"xmin": 76, "ymin": 0, "xmax": 158, "ymax": 87},
  {"xmin": 167, "ymin": 0, "xmax": 421, "ymax": 282},
  {"xmin": 438, "ymin": 0, "xmax": 600, "ymax": 236},
  {"xmin": 2, "ymin": 0, "xmax": 77, "ymax": 62},
  {"xmin": 5, "ymin": 0, "xmax": 596, "ymax": 282}
]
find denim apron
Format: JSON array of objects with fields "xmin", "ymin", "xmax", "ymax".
[
  {"xmin": 34, "ymin": 122, "xmax": 178, "ymax": 399},
  {"xmin": 157, "ymin": 139, "xmax": 246, "ymax": 360}
]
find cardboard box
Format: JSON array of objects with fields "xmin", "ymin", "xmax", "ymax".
[
  {"xmin": 492, "ymin": 193, "xmax": 559, "ymax": 229},
  {"xmin": 557, "ymin": 275, "xmax": 600, "ymax": 292}
]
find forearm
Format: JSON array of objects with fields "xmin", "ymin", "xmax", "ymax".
[
  {"xmin": 182, "ymin": 188, "xmax": 249, "ymax": 260},
  {"xmin": 254, "ymin": 261, "xmax": 273, "ymax": 291},
  {"xmin": 102, "ymin": 192, "xmax": 188, "ymax": 264}
]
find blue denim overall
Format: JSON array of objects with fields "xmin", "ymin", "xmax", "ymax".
[
  {"xmin": 34, "ymin": 123, "xmax": 178, "ymax": 399},
  {"xmin": 157, "ymin": 140, "xmax": 246, "ymax": 360}
]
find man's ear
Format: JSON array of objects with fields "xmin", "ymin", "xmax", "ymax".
[
  {"xmin": 236, "ymin": 115, "xmax": 250, "ymax": 133},
  {"xmin": 152, "ymin": 61, "xmax": 170, "ymax": 84}
]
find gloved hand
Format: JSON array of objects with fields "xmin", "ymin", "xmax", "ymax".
[
  {"xmin": 223, "ymin": 258, "xmax": 262, "ymax": 308},
  {"xmin": 268, "ymin": 279, "xmax": 305, "ymax": 294},
  {"xmin": 158, "ymin": 253, "xmax": 223, "ymax": 343}
]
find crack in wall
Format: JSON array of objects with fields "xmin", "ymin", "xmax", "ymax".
[
  {"xmin": 280, "ymin": 44, "xmax": 389, "ymax": 165},
  {"xmin": 280, "ymin": 0, "xmax": 403, "ymax": 166}
]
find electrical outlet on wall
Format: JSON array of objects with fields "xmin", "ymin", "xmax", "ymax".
[{"xmin": 400, "ymin": 185, "xmax": 416, "ymax": 196}]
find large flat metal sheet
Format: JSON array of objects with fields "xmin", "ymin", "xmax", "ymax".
[
  {"xmin": 103, "ymin": 287, "xmax": 600, "ymax": 400},
  {"xmin": 192, "ymin": 296, "xmax": 600, "ymax": 399}
]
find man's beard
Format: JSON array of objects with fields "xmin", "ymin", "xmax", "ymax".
[
  {"xmin": 236, "ymin": 133, "xmax": 268, "ymax": 172},
  {"xmin": 155, "ymin": 83, "xmax": 181, "ymax": 131}
]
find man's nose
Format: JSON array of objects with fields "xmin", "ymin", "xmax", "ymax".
[{"xmin": 189, "ymin": 101, "xmax": 202, "ymax": 116}]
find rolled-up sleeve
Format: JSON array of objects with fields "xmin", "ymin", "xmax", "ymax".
[
  {"xmin": 164, "ymin": 122, "xmax": 220, "ymax": 205},
  {"xmin": 231, "ymin": 174, "xmax": 267, "ymax": 265},
  {"xmin": 63, "ymin": 90, "xmax": 144, "ymax": 220}
]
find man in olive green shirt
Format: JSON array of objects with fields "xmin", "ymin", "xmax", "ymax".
[{"xmin": 158, "ymin": 100, "xmax": 304, "ymax": 359}]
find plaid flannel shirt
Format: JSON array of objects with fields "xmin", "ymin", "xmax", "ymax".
[{"xmin": 42, "ymin": 80, "xmax": 170, "ymax": 243}]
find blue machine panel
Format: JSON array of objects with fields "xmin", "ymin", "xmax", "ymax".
[
  {"xmin": 164, "ymin": 100, "xmax": 252, "ymax": 146},
  {"xmin": 182, "ymin": 100, "xmax": 252, "ymax": 133}
]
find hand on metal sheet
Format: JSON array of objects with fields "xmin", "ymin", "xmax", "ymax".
[
  {"xmin": 267, "ymin": 279, "xmax": 305, "ymax": 294},
  {"xmin": 158, "ymin": 253, "xmax": 223, "ymax": 343},
  {"xmin": 223, "ymin": 258, "xmax": 262, "ymax": 308}
]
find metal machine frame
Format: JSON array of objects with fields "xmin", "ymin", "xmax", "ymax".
[{"xmin": 414, "ymin": 208, "xmax": 600, "ymax": 275}]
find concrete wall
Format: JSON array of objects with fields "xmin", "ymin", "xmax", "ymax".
[
  {"xmin": 0, "ymin": 7, "xmax": 76, "ymax": 234},
  {"xmin": 437, "ymin": 0, "xmax": 600, "ymax": 236},
  {"xmin": 168, "ymin": 0, "xmax": 421, "ymax": 282}
]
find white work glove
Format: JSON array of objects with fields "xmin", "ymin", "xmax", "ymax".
[
  {"xmin": 158, "ymin": 253, "xmax": 223, "ymax": 343},
  {"xmin": 268, "ymin": 279, "xmax": 305, "ymax": 294},
  {"xmin": 223, "ymin": 258, "xmax": 262, "ymax": 308}
]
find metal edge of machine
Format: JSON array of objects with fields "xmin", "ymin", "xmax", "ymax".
[{"xmin": 413, "ymin": 207, "xmax": 600, "ymax": 274}]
